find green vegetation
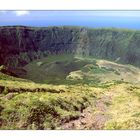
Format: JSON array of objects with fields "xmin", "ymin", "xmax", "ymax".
[
  {"xmin": 104, "ymin": 84, "xmax": 140, "ymax": 130},
  {"xmin": 0, "ymin": 55, "xmax": 140, "ymax": 130},
  {"xmin": 0, "ymin": 26, "xmax": 140, "ymax": 130},
  {"xmin": 23, "ymin": 55, "xmax": 140, "ymax": 85},
  {"xmin": 0, "ymin": 76, "xmax": 139, "ymax": 129},
  {"xmin": 0, "ymin": 80, "xmax": 99, "ymax": 129}
]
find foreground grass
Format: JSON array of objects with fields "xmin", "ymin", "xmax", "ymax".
[
  {"xmin": 104, "ymin": 84, "xmax": 140, "ymax": 130},
  {"xmin": 0, "ymin": 71, "xmax": 140, "ymax": 130},
  {"xmin": 0, "ymin": 79, "xmax": 101, "ymax": 129}
]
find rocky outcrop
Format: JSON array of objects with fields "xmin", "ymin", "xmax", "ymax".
[{"xmin": 0, "ymin": 26, "xmax": 140, "ymax": 68}]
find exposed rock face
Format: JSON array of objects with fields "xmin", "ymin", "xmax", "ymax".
[{"xmin": 0, "ymin": 26, "xmax": 140, "ymax": 67}]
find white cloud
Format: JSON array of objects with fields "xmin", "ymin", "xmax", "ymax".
[{"xmin": 13, "ymin": 11, "xmax": 29, "ymax": 16}]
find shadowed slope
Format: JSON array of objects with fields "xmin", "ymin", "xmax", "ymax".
[{"xmin": 0, "ymin": 26, "xmax": 140, "ymax": 68}]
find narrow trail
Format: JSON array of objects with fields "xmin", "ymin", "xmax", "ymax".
[
  {"xmin": 61, "ymin": 92, "xmax": 113, "ymax": 130},
  {"xmin": 61, "ymin": 84, "xmax": 140, "ymax": 130}
]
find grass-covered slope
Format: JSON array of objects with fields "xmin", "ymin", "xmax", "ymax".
[
  {"xmin": 23, "ymin": 55, "xmax": 140, "ymax": 85},
  {"xmin": 0, "ymin": 77, "xmax": 140, "ymax": 129},
  {"xmin": 0, "ymin": 67, "xmax": 100, "ymax": 129},
  {"xmin": 0, "ymin": 54, "xmax": 139, "ymax": 130}
]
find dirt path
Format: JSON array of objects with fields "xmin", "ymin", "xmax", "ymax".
[
  {"xmin": 61, "ymin": 84, "xmax": 140, "ymax": 130},
  {"xmin": 61, "ymin": 93, "xmax": 112, "ymax": 130}
]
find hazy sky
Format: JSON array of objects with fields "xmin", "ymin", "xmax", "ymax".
[{"xmin": 0, "ymin": 11, "xmax": 140, "ymax": 29}]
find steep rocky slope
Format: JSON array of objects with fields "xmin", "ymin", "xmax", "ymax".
[{"xmin": 0, "ymin": 26, "xmax": 140, "ymax": 68}]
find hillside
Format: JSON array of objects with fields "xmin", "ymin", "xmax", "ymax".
[
  {"xmin": 0, "ymin": 26, "xmax": 140, "ymax": 130},
  {"xmin": 23, "ymin": 54, "xmax": 140, "ymax": 84},
  {"xmin": 0, "ymin": 26, "xmax": 140, "ymax": 68},
  {"xmin": 0, "ymin": 72, "xmax": 140, "ymax": 130}
]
